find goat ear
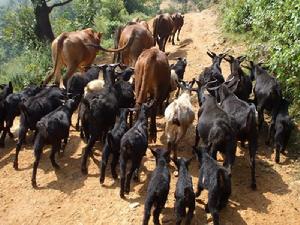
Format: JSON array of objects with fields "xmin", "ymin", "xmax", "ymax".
[
  {"xmin": 223, "ymin": 54, "xmax": 233, "ymax": 63},
  {"xmin": 237, "ymin": 56, "xmax": 246, "ymax": 63},
  {"xmin": 207, "ymin": 51, "xmax": 214, "ymax": 59},
  {"xmin": 150, "ymin": 148, "xmax": 157, "ymax": 158}
]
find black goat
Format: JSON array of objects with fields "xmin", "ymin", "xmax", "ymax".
[
  {"xmin": 268, "ymin": 99, "xmax": 293, "ymax": 163},
  {"xmin": 13, "ymin": 86, "xmax": 65, "ymax": 170},
  {"xmin": 31, "ymin": 98, "xmax": 78, "ymax": 187},
  {"xmin": 80, "ymin": 64, "xmax": 134, "ymax": 175},
  {"xmin": 170, "ymin": 57, "xmax": 187, "ymax": 81},
  {"xmin": 198, "ymin": 50, "xmax": 226, "ymax": 85},
  {"xmin": 0, "ymin": 81, "xmax": 13, "ymax": 137},
  {"xmin": 209, "ymin": 84, "xmax": 257, "ymax": 189},
  {"xmin": 223, "ymin": 55, "xmax": 252, "ymax": 102},
  {"xmin": 119, "ymin": 100, "xmax": 154, "ymax": 198},
  {"xmin": 142, "ymin": 148, "xmax": 170, "ymax": 225},
  {"xmin": 0, "ymin": 85, "xmax": 42, "ymax": 147},
  {"xmin": 194, "ymin": 93, "xmax": 237, "ymax": 174},
  {"xmin": 193, "ymin": 146, "xmax": 231, "ymax": 225},
  {"xmin": 66, "ymin": 65, "xmax": 103, "ymax": 98},
  {"xmin": 245, "ymin": 61, "xmax": 282, "ymax": 133},
  {"xmin": 100, "ymin": 108, "xmax": 129, "ymax": 184},
  {"xmin": 173, "ymin": 157, "xmax": 195, "ymax": 225}
]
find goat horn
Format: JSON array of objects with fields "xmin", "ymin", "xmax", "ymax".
[{"xmin": 225, "ymin": 76, "xmax": 235, "ymax": 83}]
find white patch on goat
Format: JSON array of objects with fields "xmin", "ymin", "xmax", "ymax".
[
  {"xmin": 84, "ymin": 79, "xmax": 105, "ymax": 97},
  {"xmin": 164, "ymin": 92, "xmax": 195, "ymax": 144}
]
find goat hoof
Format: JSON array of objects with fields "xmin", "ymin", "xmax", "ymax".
[
  {"xmin": 275, "ymin": 156, "xmax": 280, "ymax": 164},
  {"xmin": 0, "ymin": 142, "xmax": 4, "ymax": 148},
  {"xmin": 53, "ymin": 164, "xmax": 61, "ymax": 170},
  {"xmin": 204, "ymin": 204, "xmax": 210, "ymax": 213},
  {"xmin": 265, "ymin": 140, "xmax": 270, "ymax": 146},
  {"xmin": 75, "ymin": 124, "xmax": 80, "ymax": 131},
  {"xmin": 111, "ymin": 172, "xmax": 118, "ymax": 180},
  {"xmin": 120, "ymin": 193, "xmax": 125, "ymax": 199},
  {"xmin": 251, "ymin": 183, "xmax": 257, "ymax": 190},
  {"xmin": 8, "ymin": 133, "xmax": 14, "ymax": 138}
]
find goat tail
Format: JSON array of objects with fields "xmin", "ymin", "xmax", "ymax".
[
  {"xmin": 247, "ymin": 104, "xmax": 257, "ymax": 131},
  {"xmin": 217, "ymin": 169, "xmax": 226, "ymax": 189},
  {"xmin": 19, "ymin": 102, "xmax": 30, "ymax": 123},
  {"xmin": 36, "ymin": 120, "xmax": 48, "ymax": 138},
  {"xmin": 106, "ymin": 131, "xmax": 114, "ymax": 149},
  {"xmin": 184, "ymin": 187, "xmax": 194, "ymax": 203}
]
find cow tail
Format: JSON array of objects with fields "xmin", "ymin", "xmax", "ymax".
[{"xmin": 44, "ymin": 33, "xmax": 67, "ymax": 84}]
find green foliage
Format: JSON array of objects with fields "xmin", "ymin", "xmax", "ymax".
[
  {"xmin": 221, "ymin": 0, "xmax": 300, "ymax": 119},
  {"xmin": 0, "ymin": 45, "xmax": 51, "ymax": 91},
  {"xmin": 192, "ymin": 0, "xmax": 217, "ymax": 11},
  {"xmin": 0, "ymin": 0, "xmax": 161, "ymax": 90}
]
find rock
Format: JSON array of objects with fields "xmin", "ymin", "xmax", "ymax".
[{"xmin": 129, "ymin": 202, "xmax": 140, "ymax": 209}]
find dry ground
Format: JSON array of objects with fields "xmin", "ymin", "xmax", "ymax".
[{"xmin": 1, "ymin": 6, "xmax": 300, "ymax": 225}]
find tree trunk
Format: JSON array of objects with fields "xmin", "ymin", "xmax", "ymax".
[
  {"xmin": 31, "ymin": 0, "xmax": 73, "ymax": 42},
  {"xmin": 32, "ymin": 0, "xmax": 54, "ymax": 42}
]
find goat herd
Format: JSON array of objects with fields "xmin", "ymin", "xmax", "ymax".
[{"xmin": 0, "ymin": 42, "xmax": 294, "ymax": 225}]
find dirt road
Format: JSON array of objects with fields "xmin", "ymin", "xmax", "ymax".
[{"xmin": 1, "ymin": 6, "xmax": 300, "ymax": 225}]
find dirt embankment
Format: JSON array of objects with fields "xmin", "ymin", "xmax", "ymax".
[{"xmin": 0, "ymin": 5, "xmax": 300, "ymax": 225}]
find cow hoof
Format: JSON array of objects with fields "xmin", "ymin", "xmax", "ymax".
[
  {"xmin": 13, "ymin": 162, "xmax": 18, "ymax": 170},
  {"xmin": 31, "ymin": 180, "xmax": 37, "ymax": 188},
  {"xmin": 100, "ymin": 176, "xmax": 105, "ymax": 184},
  {"xmin": 81, "ymin": 167, "xmax": 88, "ymax": 175}
]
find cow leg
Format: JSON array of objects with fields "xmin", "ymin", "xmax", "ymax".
[
  {"xmin": 177, "ymin": 28, "xmax": 181, "ymax": 41},
  {"xmin": 14, "ymin": 125, "xmax": 28, "ymax": 170},
  {"xmin": 172, "ymin": 31, "xmax": 176, "ymax": 45},
  {"xmin": 62, "ymin": 65, "xmax": 77, "ymax": 88}
]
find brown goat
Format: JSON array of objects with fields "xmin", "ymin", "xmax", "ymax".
[{"xmin": 135, "ymin": 47, "xmax": 171, "ymax": 142}]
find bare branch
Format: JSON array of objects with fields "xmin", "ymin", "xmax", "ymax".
[{"xmin": 49, "ymin": 0, "xmax": 73, "ymax": 11}]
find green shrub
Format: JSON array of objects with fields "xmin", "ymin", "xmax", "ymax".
[
  {"xmin": 0, "ymin": 45, "xmax": 51, "ymax": 91},
  {"xmin": 221, "ymin": 0, "xmax": 300, "ymax": 119}
]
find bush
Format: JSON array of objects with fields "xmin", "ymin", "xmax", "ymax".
[
  {"xmin": 221, "ymin": 0, "xmax": 300, "ymax": 119},
  {"xmin": 0, "ymin": 45, "xmax": 51, "ymax": 91}
]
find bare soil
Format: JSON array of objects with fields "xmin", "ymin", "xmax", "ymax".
[{"xmin": 1, "ymin": 6, "xmax": 300, "ymax": 225}]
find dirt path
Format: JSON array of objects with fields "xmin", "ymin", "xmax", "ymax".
[{"xmin": 1, "ymin": 6, "xmax": 300, "ymax": 225}]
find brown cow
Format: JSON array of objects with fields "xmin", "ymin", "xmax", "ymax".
[
  {"xmin": 113, "ymin": 23, "xmax": 154, "ymax": 66},
  {"xmin": 169, "ymin": 12, "xmax": 184, "ymax": 45},
  {"xmin": 135, "ymin": 47, "xmax": 171, "ymax": 142},
  {"xmin": 44, "ymin": 28, "xmax": 133, "ymax": 86},
  {"xmin": 153, "ymin": 13, "xmax": 174, "ymax": 52}
]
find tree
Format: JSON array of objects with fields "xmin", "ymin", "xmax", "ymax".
[{"xmin": 31, "ymin": 0, "xmax": 73, "ymax": 42}]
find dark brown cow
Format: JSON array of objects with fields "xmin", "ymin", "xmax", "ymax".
[
  {"xmin": 135, "ymin": 47, "xmax": 171, "ymax": 142},
  {"xmin": 153, "ymin": 13, "xmax": 174, "ymax": 52},
  {"xmin": 113, "ymin": 23, "xmax": 154, "ymax": 66},
  {"xmin": 169, "ymin": 12, "xmax": 184, "ymax": 45}
]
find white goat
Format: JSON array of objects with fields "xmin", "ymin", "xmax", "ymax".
[
  {"xmin": 84, "ymin": 69, "xmax": 105, "ymax": 97},
  {"xmin": 164, "ymin": 81, "xmax": 195, "ymax": 160}
]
